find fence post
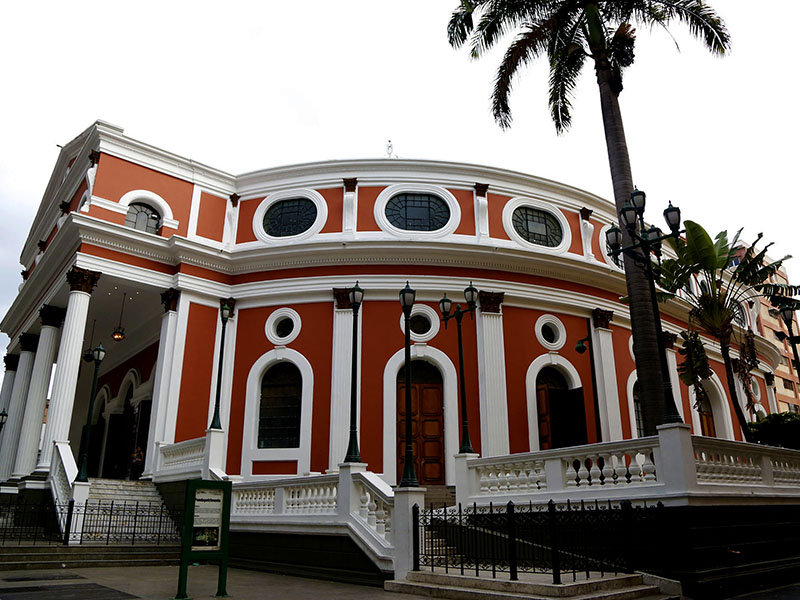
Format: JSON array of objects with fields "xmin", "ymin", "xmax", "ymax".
[
  {"xmin": 412, "ymin": 504, "xmax": 420, "ymax": 572},
  {"xmin": 63, "ymin": 500, "xmax": 75, "ymax": 546},
  {"xmin": 621, "ymin": 499, "xmax": 634, "ymax": 574},
  {"xmin": 393, "ymin": 487, "xmax": 426, "ymax": 581},
  {"xmin": 548, "ymin": 500, "xmax": 561, "ymax": 584},
  {"xmin": 507, "ymin": 501, "xmax": 518, "ymax": 581}
]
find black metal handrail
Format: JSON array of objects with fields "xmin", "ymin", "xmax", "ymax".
[{"xmin": 413, "ymin": 499, "xmax": 662, "ymax": 585}]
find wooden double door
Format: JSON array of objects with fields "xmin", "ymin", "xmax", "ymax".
[
  {"xmin": 536, "ymin": 366, "xmax": 588, "ymax": 450},
  {"xmin": 397, "ymin": 360, "xmax": 445, "ymax": 485}
]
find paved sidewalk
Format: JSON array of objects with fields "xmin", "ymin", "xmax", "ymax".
[{"xmin": 0, "ymin": 565, "xmax": 430, "ymax": 600}]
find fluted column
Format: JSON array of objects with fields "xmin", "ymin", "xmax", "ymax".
[
  {"xmin": 0, "ymin": 335, "xmax": 39, "ymax": 481},
  {"xmin": 12, "ymin": 306, "xmax": 65, "ymax": 479},
  {"xmin": 37, "ymin": 267, "xmax": 100, "ymax": 471},
  {"xmin": 143, "ymin": 289, "xmax": 180, "ymax": 477},
  {"xmin": 328, "ymin": 289, "xmax": 360, "ymax": 471},
  {"xmin": 0, "ymin": 355, "xmax": 19, "ymax": 414},
  {"xmin": 590, "ymin": 309, "xmax": 623, "ymax": 441},
  {"xmin": 476, "ymin": 291, "xmax": 509, "ymax": 456}
]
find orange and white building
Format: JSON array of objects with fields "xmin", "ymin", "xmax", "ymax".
[{"xmin": 0, "ymin": 120, "xmax": 788, "ymax": 501}]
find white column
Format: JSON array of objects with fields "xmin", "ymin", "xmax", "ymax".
[
  {"xmin": 766, "ymin": 375, "xmax": 779, "ymax": 414},
  {"xmin": 0, "ymin": 336, "xmax": 38, "ymax": 481},
  {"xmin": 475, "ymin": 183, "xmax": 489, "ymax": 240},
  {"xmin": 476, "ymin": 294, "xmax": 509, "ymax": 456},
  {"xmin": 579, "ymin": 209, "xmax": 596, "ymax": 260},
  {"xmin": 37, "ymin": 267, "xmax": 99, "ymax": 471},
  {"xmin": 342, "ymin": 179, "xmax": 358, "ymax": 234},
  {"xmin": 591, "ymin": 325, "xmax": 623, "ymax": 441},
  {"xmin": 328, "ymin": 293, "xmax": 360, "ymax": 471},
  {"xmin": 0, "ymin": 356, "xmax": 19, "ymax": 450},
  {"xmin": 12, "ymin": 307, "xmax": 64, "ymax": 478},
  {"xmin": 143, "ymin": 290, "xmax": 179, "ymax": 477},
  {"xmin": 665, "ymin": 346, "xmax": 685, "ymax": 420}
]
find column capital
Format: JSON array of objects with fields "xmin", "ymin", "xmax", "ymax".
[
  {"xmin": 765, "ymin": 372, "xmax": 775, "ymax": 386},
  {"xmin": 229, "ymin": 193, "xmax": 240, "ymax": 207},
  {"xmin": 343, "ymin": 178, "xmax": 358, "ymax": 193},
  {"xmin": 580, "ymin": 207, "xmax": 593, "ymax": 221},
  {"xmin": 160, "ymin": 288, "xmax": 181, "ymax": 312},
  {"xmin": 662, "ymin": 331, "xmax": 678, "ymax": 349},
  {"xmin": 19, "ymin": 333, "xmax": 39, "ymax": 353},
  {"xmin": 478, "ymin": 291, "xmax": 504, "ymax": 314},
  {"xmin": 474, "ymin": 182, "xmax": 489, "ymax": 196},
  {"xmin": 592, "ymin": 308, "xmax": 614, "ymax": 329},
  {"xmin": 4, "ymin": 355, "xmax": 19, "ymax": 371},
  {"xmin": 40, "ymin": 305, "xmax": 67, "ymax": 328},
  {"xmin": 66, "ymin": 267, "xmax": 101, "ymax": 294},
  {"xmin": 332, "ymin": 288, "xmax": 352, "ymax": 310}
]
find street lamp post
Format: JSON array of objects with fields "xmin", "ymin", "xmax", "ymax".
[
  {"xmin": 438, "ymin": 282, "xmax": 479, "ymax": 454},
  {"xmin": 398, "ymin": 282, "xmax": 418, "ymax": 487},
  {"xmin": 76, "ymin": 344, "xmax": 106, "ymax": 483},
  {"xmin": 210, "ymin": 298, "xmax": 235, "ymax": 431},
  {"xmin": 343, "ymin": 282, "xmax": 364, "ymax": 463},
  {"xmin": 780, "ymin": 305, "xmax": 800, "ymax": 377},
  {"xmin": 606, "ymin": 190, "xmax": 683, "ymax": 426}
]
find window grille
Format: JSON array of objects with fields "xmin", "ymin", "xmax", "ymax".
[
  {"xmin": 512, "ymin": 207, "xmax": 563, "ymax": 247},
  {"xmin": 124, "ymin": 203, "xmax": 161, "ymax": 234},
  {"xmin": 263, "ymin": 198, "xmax": 317, "ymax": 237},
  {"xmin": 258, "ymin": 362, "xmax": 302, "ymax": 448},
  {"xmin": 385, "ymin": 193, "xmax": 450, "ymax": 231}
]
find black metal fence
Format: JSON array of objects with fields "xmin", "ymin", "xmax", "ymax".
[
  {"xmin": 413, "ymin": 499, "xmax": 662, "ymax": 584},
  {"xmin": 0, "ymin": 499, "xmax": 182, "ymax": 546}
]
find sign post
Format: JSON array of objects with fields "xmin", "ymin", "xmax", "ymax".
[{"xmin": 175, "ymin": 479, "xmax": 232, "ymax": 599}]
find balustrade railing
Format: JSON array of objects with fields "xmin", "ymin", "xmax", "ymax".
[{"xmin": 153, "ymin": 438, "xmax": 206, "ymax": 481}]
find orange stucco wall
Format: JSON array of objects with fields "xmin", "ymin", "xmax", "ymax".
[
  {"xmin": 226, "ymin": 303, "xmax": 333, "ymax": 475},
  {"xmin": 450, "ymin": 188, "xmax": 476, "ymax": 236},
  {"xmin": 92, "ymin": 153, "xmax": 193, "ymax": 237},
  {"xmin": 356, "ymin": 187, "xmax": 383, "ymax": 232},
  {"xmin": 488, "ymin": 193, "xmax": 511, "ymax": 240},
  {"xmin": 319, "ymin": 187, "xmax": 343, "ymax": 233},
  {"xmin": 611, "ymin": 327, "xmax": 636, "ymax": 438},
  {"xmin": 565, "ymin": 210, "xmax": 583, "ymax": 255},
  {"xmin": 236, "ymin": 199, "xmax": 260, "ymax": 243},
  {"xmin": 175, "ymin": 303, "xmax": 218, "ymax": 442},
  {"xmin": 196, "ymin": 192, "xmax": 227, "ymax": 241}
]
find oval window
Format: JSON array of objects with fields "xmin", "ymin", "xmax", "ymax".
[
  {"xmin": 512, "ymin": 207, "xmax": 563, "ymax": 247},
  {"xmin": 385, "ymin": 193, "xmax": 450, "ymax": 232},
  {"xmin": 263, "ymin": 198, "xmax": 318, "ymax": 237}
]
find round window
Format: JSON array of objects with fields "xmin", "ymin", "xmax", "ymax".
[
  {"xmin": 409, "ymin": 314, "xmax": 432, "ymax": 335},
  {"xmin": 263, "ymin": 198, "xmax": 318, "ymax": 237},
  {"xmin": 385, "ymin": 193, "xmax": 450, "ymax": 232},
  {"xmin": 275, "ymin": 317, "xmax": 295, "ymax": 339},
  {"xmin": 541, "ymin": 323, "xmax": 559, "ymax": 344},
  {"xmin": 512, "ymin": 207, "xmax": 563, "ymax": 247}
]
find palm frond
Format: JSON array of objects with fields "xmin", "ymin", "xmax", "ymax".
[
  {"xmin": 649, "ymin": 0, "xmax": 731, "ymax": 55},
  {"xmin": 547, "ymin": 13, "xmax": 587, "ymax": 133},
  {"xmin": 468, "ymin": 0, "xmax": 541, "ymax": 58},
  {"xmin": 447, "ymin": 1, "xmax": 478, "ymax": 48}
]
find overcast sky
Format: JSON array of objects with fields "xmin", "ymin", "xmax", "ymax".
[{"xmin": 1, "ymin": 1, "xmax": 798, "ymax": 357}]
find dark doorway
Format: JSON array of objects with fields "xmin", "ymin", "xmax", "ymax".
[
  {"xmin": 397, "ymin": 360, "xmax": 445, "ymax": 486},
  {"xmin": 535, "ymin": 366, "xmax": 587, "ymax": 449}
]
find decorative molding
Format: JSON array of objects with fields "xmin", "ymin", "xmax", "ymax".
[
  {"xmin": 19, "ymin": 333, "xmax": 40, "ymax": 353},
  {"xmin": 398, "ymin": 303, "xmax": 441, "ymax": 344},
  {"xmin": 39, "ymin": 305, "xmax": 66, "ymax": 328},
  {"xmin": 474, "ymin": 182, "xmax": 489, "ymax": 197},
  {"xmin": 343, "ymin": 178, "xmax": 358, "ymax": 193},
  {"xmin": 118, "ymin": 189, "xmax": 179, "ymax": 230},
  {"xmin": 765, "ymin": 372, "xmax": 775, "ymax": 387},
  {"xmin": 501, "ymin": 196, "xmax": 572, "ymax": 255},
  {"xmin": 20, "ymin": 270, "xmax": 29, "ymax": 281},
  {"xmin": 534, "ymin": 314, "xmax": 567, "ymax": 352},
  {"xmin": 4, "ymin": 355, "xmax": 19, "ymax": 371},
  {"xmin": 37, "ymin": 240, "xmax": 47, "ymax": 252},
  {"xmin": 373, "ymin": 183, "xmax": 462, "ymax": 239},
  {"xmin": 592, "ymin": 308, "xmax": 614, "ymax": 330},
  {"xmin": 662, "ymin": 331, "xmax": 678, "ymax": 349},
  {"xmin": 66, "ymin": 266, "xmax": 101, "ymax": 294},
  {"xmin": 221, "ymin": 296, "xmax": 236, "ymax": 317},
  {"xmin": 59, "ymin": 201, "xmax": 71, "ymax": 215},
  {"xmin": 161, "ymin": 288, "xmax": 181, "ymax": 312},
  {"xmin": 525, "ymin": 353, "xmax": 582, "ymax": 451},
  {"xmin": 229, "ymin": 193, "xmax": 240, "ymax": 207},
  {"xmin": 478, "ymin": 291, "xmax": 504, "ymax": 314},
  {"xmin": 579, "ymin": 207, "xmax": 593, "ymax": 221},
  {"xmin": 89, "ymin": 150, "xmax": 100, "ymax": 166},
  {"xmin": 252, "ymin": 188, "xmax": 329, "ymax": 245},
  {"xmin": 265, "ymin": 307, "xmax": 302, "ymax": 346},
  {"xmin": 332, "ymin": 288, "xmax": 352, "ymax": 310}
]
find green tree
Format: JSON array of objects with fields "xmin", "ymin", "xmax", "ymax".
[
  {"xmin": 448, "ymin": 1, "xmax": 729, "ymax": 435},
  {"xmin": 658, "ymin": 221, "xmax": 797, "ymax": 440}
]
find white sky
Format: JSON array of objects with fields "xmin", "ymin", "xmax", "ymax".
[{"xmin": 0, "ymin": 1, "xmax": 798, "ymax": 358}]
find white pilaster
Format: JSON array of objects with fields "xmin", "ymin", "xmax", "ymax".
[
  {"xmin": 328, "ymin": 306, "xmax": 361, "ymax": 471},
  {"xmin": 342, "ymin": 181, "xmax": 358, "ymax": 234},
  {"xmin": 580, "ymin": 217, "xmax": 596, "ymax": 260},
  {"xmin": 591, "ymin": 326, "xmax": 623, "ymax": 441},
  {"xmin": 766, "ymin": 376, "xmax": 778, "ymax": 414},
  {"xmin": 665, "ymin": 347, "xmax": 685, "ymax": 420},
  {"xmin": 37, "ymin": 289, "xmax": 93, "ymax": 471},
  {"xmin": 13, "ymin": 323, "xmax": 60, "ymax": 478},
  {"xmin": 0, "ymin": 345, "xmax": 37, "ymax": 480},
  {"xmin": 163, "ymin": 292, "xmax": 191, "ymax": 444},
  {"xmin": 476, "ymin": 310, "xmax": 509, "ymax": 456},
  {"xmin": 475, "ymin": 186, "xmax": 489, "ymax": 239},
  {"xmin": 142, "ymin": 302, "xmax": 179, "ymax": 477}
]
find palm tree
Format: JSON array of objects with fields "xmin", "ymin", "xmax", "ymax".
[
  {"xmin": 447, "ymin": 1, "xmax": 730, "ymax": 435},
  {"xmin": 658, "ymin": 221, "xmax": 798, "ymax": 440}
]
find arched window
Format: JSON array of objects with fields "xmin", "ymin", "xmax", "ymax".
[
  {"xmin": 632, "ymin": 380, "xmax": 644, "ymax": 437},
  {"xmin": 124, "ymin": 203, "xmax": 161, "ymax": 234},
  {"xmin": 697, "ymin": 396, "xmax": 716, "ymax": 437},
  {"xmin": 258, "ymin": 362, "xmax": 302, "ymax": 449}
]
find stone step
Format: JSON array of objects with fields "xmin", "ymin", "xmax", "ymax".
[
  {"xmin": 0, "ymin": 544, "xmax": 180, "ymax": 570},
  {"xmin": 386, "ymin": 579, "xmax": 673, "ymax": 600}
]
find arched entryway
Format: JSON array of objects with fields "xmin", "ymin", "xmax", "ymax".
[
  {"xmin": 100, "ymin": 375, "xmax": 153, "ymax": 479},
  {"xmin": 396, "ymin": 360, "xmax": 445, "ymax": 486},
  {"xmin": 535, "ymin": 366, "xmax": 588, "ymax": 450}
]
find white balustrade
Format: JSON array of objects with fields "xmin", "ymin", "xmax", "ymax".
[
  {"xmin": 153, "ymin": 437, "xmax": 206, "ymax": 481},
  {"xmin": 352, "ymin": 472, "xmax": 394, "ymax": 545}
]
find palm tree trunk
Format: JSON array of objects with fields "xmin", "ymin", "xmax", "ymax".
[
  {"xmin": 593, "ymin": 59, "xmax": 666, "ymax": 436},
  {"xmin": 720, "ymin": 343, "xmax": 754, "ymax": 442}
]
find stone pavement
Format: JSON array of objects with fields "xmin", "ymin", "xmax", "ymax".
[
  {"xmin": 0, "ymin": 565, "xmax": 429, "ymax": 600},
  {"xmin": 731, "ymin": 584, "xmax": 800, "ymax": 600}
]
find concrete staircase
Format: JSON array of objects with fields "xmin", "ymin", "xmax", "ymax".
[
  {"xmin": 424, "ymin": 485, "xmax": 456, "ymax": 508},
  {"xmin": 385, "ymin": 571, "xmax": 679, "ymax": 600},
  {"xmin": 0, "ymin": 544, "xmax": 181, "ymax": 571},
  {"xmin": 87, "ymin": 478, "xmax": 166, "ymax": 504}
]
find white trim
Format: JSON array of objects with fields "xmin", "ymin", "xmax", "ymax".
[
  {"xmin": 689, "ymin": 372, "xmax": 736, "ymax": 440},
  {"xmin": 242, "ymin": 347, "xmax": 313, "ymax": 478},
  {"xmin": 187, "ymin": 184, "xmax": 202, "ymax": 239},
  {"xmin": 118, "ymin": 189, "xmax": 179, "ymax": 230},
  {"xmin": 252, "ymin": 188, "xmax": 328, "ymax": 245},
  {"xmin": 382, "ymin": 344, "xmax": 458, "ymax": 486},
  {"xmin": 374, "ymin": 183, "xmax": 461, "ymax": 239},
  {"xmin": 398, "ymin": 304, "xmax": 441, "ymax": 343},
  {"xmin": 525, "ymin": 352, "xmax": 582, "ymax": 451},
  {"xmin": 265, "ymin": 307, "xmax": 302, "ymax": 346},
  {"xmin": 598, "ymin": 224, "xmax": 625, "ymax": 272},
  {"xmin": 502, "ymin": 197, "xmax": 571, "ymax": 255},
  {"xmin": 534, "ymin": 314, "xmax": 566, "ymax": 352},
  {"xmin": 628, "ymin": 334, "xmax": 635, "ymax": 361},
  {"xmin": 626, "ymin": 371, "xmax": 640, "ymax": 438}
]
